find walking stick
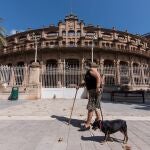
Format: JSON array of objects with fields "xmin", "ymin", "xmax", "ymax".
[
  {"xmin": 68, "ymin": 88, "xmax": 78, "ymax": 125},
  {"xmin": 98, "ymin": 85, "xmax": 104, "ymax": 121}
]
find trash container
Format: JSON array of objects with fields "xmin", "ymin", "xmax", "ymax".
[{"xmin": 8, "ymin": 87, "xmax": 19, "ymax": 100}]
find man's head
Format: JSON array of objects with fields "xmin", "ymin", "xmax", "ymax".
[{"xmin": 89, "ymin": 62, "xmax": 99, "ymax": 68}]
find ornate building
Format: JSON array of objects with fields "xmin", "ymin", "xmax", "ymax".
[
  {"xmin": 0, "ymin": 14, "xmax": 149, "ymax": 68},
  {"xmin": 0, "ymin": 14, "xmax": 149, "ymax": 96}
]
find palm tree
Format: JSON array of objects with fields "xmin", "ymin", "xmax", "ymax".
[{"xmin": 0, "ymin": 18, "xmax": 6, "ymax": 47}]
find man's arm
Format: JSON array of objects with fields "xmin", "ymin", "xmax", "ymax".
[{"xmin": 76, "ymin": 80, "xmax": 85, "ymax": 90}]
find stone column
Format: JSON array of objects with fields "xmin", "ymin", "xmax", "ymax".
[
  {"xmin": 117, "ymin": 60, "xmax": 120, "ymax": 85},
  {"xmin": 129, "ymin": 61, "xmax": 135, "ymax": 87},
  {"xmin": 100, "ymin": 58, "xmax": 104, "ymax": 74},
  {"xmin": 114, "ymin": 59, "xmax": 120, "ymax": 85},
  {"xmin": 29, "ymin": 62, "xmax": 40, "ymax": 85},
  {"xmin": 9, "ymin": 67, "xmax": 16, "ymax": 87},
  {"xmin": 57, "ymin": 59, "xmax": 63, "ymax": 88},
  {"xmin": 57, "ymin": 59, "xmax": 63, "ymax": 70},
  {"xmin": 22, "ymin": 63, "xmax": 29, "ymax": 87},
  {"xmin": 29, "ymin": 62, "xmax": 41, "ymax": 99},
  {"xmin": 140, "ymin": 64, "xmax": 146, "ymax": 85},
  {"xmin": 58, "ymin": 40, "xmax": 62, "ymax": 47},
  {"xmin": 81, "ymin": 58, "xmax": 85, "ymax": 70}
]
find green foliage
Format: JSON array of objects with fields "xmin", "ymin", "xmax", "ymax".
[{"xmin": 0, "ymin": 18, "xmax": 6, "ymax": 47}]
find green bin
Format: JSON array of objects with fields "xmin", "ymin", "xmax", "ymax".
[{"xmin": 8, "ymin": 87, "xmax": 19, "ymax": 100}]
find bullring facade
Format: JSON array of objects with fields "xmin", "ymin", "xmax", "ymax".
[
  {"xmin": 0, "ymin": 14, "xmax": 149, "ymax": 91},
  {"xmin": 0, "ymin": 14, "xmax": 149, "ymax": 67}
]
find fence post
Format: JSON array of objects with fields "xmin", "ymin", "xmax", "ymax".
[
  {"xmin": 63, "ymin": 59, "xmax": 66, "ymax": 87},
  {"xmin": 129, "ymin": 61, "xmax": 135, "ymax": 88},
  {"xmin": 140, "ymin": 64, "xmax": 146, "ymax": 85},
  {"xmin": 22, "ymin": 64, "xmax": 28, "ymax": 87},
  {"xmin": 29, "ymin": 62, "xmax": 41, "ymax": 99},
  {"xmin": 115, "ymin": 60, "xmax": 120, "ymax": 85},
  {"xmin": 9, "ymin": 67, "xmax": 15, "ymax": 87}
]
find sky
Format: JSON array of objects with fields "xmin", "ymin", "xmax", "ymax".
[{"xmin": 0, "ymin": 0, "xmax": 150, "ymax": 35}]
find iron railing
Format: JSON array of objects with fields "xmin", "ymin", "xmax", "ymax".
[{"xmin": 0, "ymin": 65, "xmax": 149, "ymax": 88}]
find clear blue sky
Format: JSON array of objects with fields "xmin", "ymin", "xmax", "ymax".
[{"xmin": 0, "ymin": 0, "xmax": 149, "ymax": 35}]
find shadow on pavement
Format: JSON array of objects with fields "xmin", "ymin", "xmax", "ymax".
[
  {"xmin": 81, "ymin": 135, "xmax": 124, "ymax": 143},
  {"xmin": 102, "ymin": 101, "xmax": 150, "ymax": 111},
  {"xmin": 133, "ymin": 105, "xmax": 150, "ymax": 111},
  {"xmin": 51, "ymin": 115, "xmax": 84, "ymax": 128}
]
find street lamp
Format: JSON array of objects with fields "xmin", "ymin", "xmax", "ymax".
[
  {"xmin": 91, "ymin": 35, "xmax": 97, "ymax": 62},
  {"xmin": 32, "ymin": 32, "xmax": 38, "ymax": 63}
]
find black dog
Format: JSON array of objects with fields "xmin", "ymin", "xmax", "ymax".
[{"xmin": 92, "ymin": 119, "xmax": 128, "ymax": 143}]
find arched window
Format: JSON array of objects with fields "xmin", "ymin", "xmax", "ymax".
[
  {"xmin": 133, "ymin": 63, "xmax": 140, "ymax": 77},
  {"xmin": 8, "ymin": 63, "xmax": 12, "ymax": 67},
  {"xmin": 85, "ymin": 42, "xmax": 88, "ymax": 46},
  {"xmin": 120, "ymin": 61, "xmax": 129, "ymax": 85},
  {"xmin": 69, "ymin": 41, "xmax": 75, "ymax": 47},
  {"xmin": 121, "ymin": 45, "xmax": 125, "ymax": 49},
  {"xmin": 62, "ymin": 31, "xmax": 66, "ymax": 36},
  {"xmin": 133, "ymin": 63, "xmax": 139, "ymax": 67},
  {"xmin": 120, "ymin": 61, "xmax": 128, "ymax": 67},
  {"xmin": 65, "ymin": 59, "xmax": 79, "ymax": 68},
  {"xmin": 65, "ymin": 59, "xmax": 80, "ymax": 87},
  {"xmin": 106, "ymin": 43, "xmax": 110, "ymax": 47},
  {"xmin": 62, "ymin": 41, "xmax": 66, "ymax": 46},
  {"xmin": 55, "ymin": 41, "xmax": 58, "ymax": 46},
  {"xmin": 77, "ymin": 30, "xmax": 81, "ymax": 36},
  {"xmin": 68, "ymin": 30, "xmax": 75, "ymax": 36},
  {"xmin": 17, "ymin": 61, "xmax": 24, "ymax": 66},
  {"xmin": 89, "ymin": 41, "xmax": 92, "ymax": 46},
  {"xmin": 50, "ymin": 41, "xmax": 54, "ymax": 45},
  {"xmin": 104, "ymin": 60, "xmax": 114, "ymax": 67}
]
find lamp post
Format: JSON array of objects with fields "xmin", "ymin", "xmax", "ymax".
[
  {"xmin": 91, "ymin": 35, "xmax": 97, "ymax": 62},
  {"xmin": 32, "ymin": 32, "xmax": 38, "ymax": 63}
]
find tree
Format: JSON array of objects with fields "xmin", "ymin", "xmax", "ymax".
[{"xmin": 0, "ymin": 18, "xmax": 6, "ymax": 47}]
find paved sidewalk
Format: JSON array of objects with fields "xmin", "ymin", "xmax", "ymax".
[{"xmin": 0, "ymin": 99, "xmax": 149, "ymax": 150}]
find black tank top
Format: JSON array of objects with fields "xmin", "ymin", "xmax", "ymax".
[{"xmin": 84, "ymin": 70, "xmax": 97, "ymax": 90}]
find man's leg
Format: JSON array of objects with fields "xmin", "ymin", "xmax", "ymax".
[
  {"xmin": 95, "ymin": 109, "xmax": 101, "ymax": 121},
  {"xmin": 85, "ymin": 110, "xmax": 93, "ymax": 127}
]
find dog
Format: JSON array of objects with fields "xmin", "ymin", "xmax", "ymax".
[{"xmin": 92, "ymin": 119, "xmax": 128, "ymax": 143}]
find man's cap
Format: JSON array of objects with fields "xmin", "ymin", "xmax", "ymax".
[{"xmin": 89, "ymin": 62, "xmax": 99, "ymax": 68}]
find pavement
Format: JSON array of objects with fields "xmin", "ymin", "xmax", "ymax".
[{"xmin": 0, "ymin": 98, "xmax": 150, "ymax": 150}]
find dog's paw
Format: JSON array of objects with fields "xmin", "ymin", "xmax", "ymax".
[{"xmin": 122, "ymin": 145, "xmax": 131, "ymax": 150}]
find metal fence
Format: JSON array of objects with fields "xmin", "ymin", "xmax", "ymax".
[
  {"xmin": 0, "ymin": 65, "xmax": 149, "ymax": 88},
  {"xmin": 41, "ymin": 66, "xmax": 83, "ymax": 88},
  {"xmin": 0, "ymin": 66, "xmax": 29, "ymax": 87},
  {"xmin": 41, "ymin": 65, "xmax": 150, "ymax": 88}
]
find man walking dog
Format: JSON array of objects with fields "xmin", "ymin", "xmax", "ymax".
[{"xmin": 77, "ymin": 62, "xmax": 104, "ymax": 131}]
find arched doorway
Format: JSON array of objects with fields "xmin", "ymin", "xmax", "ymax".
[
  {"xmin": 104, "ymin": 59, "xmax": 114, "ymax": 67},
  {"xmin": 104, "ymin": 59, "xmax": 115, "ymax": 85},
  {"xmin": 46, "ymin": 59, "xmax": 57, "ymax": 67},
  {"xmin": 120, "ymin": 61, "xmax": 129, "ymax": 85}
]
